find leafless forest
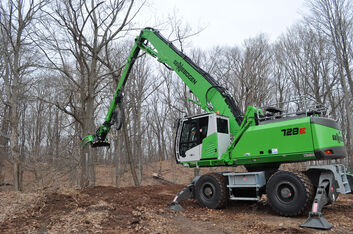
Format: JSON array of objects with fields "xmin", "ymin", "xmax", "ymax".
[{"xmin": 0, "ymin": 0, "xmax": 352, "ymax": 191}]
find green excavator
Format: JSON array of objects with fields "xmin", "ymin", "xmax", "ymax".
[{"xmin": 83, "ymin": 27, "xmax": 353, "ymax": 230}]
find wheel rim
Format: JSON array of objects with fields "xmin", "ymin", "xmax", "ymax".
[
  {"xmin": 275, "ymin": 181, "xmax": 298, "ymax": 203},
  {"xmin": 201, "ymin": 182, "xmax": 216, "ymax": 200}
]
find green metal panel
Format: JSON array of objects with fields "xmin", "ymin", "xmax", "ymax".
[
  {"xmin": 226, "ymin": 117, "xmax": 317, "ymax": 166},
  {"xmin": 311, "ymin": 124, "xmax": 344, "ymax": 149},
  {"xmin": 230, "ymin": 117, "xmax": 313, "ymax": 159},
  {"xmin": 201, "ymin": 133, "xmax": 218, "ymax": 159},
  {"xmin": 231, "ymin": 152, "xmax": 316, "ymax": 165}
]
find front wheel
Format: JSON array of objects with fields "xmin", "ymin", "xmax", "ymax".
[
  {"xmin": 195, "ymin": 173, "xmax": 228, "ymax": 209},
  {"xmin": 266, "ymin": 171, "xmax": 314, "ymax": 216}
]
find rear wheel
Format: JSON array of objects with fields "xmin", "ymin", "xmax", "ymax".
[
  {"xmin": 195, "ymin": 173, "xmax": 228, "ymax": 209},
  {"xmin": 266, "ymin": 171, "xmax": 314, "ymax": 216}
]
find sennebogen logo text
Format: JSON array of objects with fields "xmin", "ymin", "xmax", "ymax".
[
  {"xmin": 332, "ymin": 133, "xmax": 343, "ymax": 143},
  {"xmin": 173, "ymin": 60, "xmax": 197, "ymax": 85}
]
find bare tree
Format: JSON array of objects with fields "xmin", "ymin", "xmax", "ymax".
[
  {"xmin": 0, "ymin": 41, "xmax": 9, "ymax": 183},
  {"xmin": 0, "ymin": 105, "xmax": 9, "ymax": 184},
  {"xmin": 275, "ymin": 24, "xmax": 339, "ymax": 106},
  {"xmin": 271, "ymin": 43, "xmax": 291, "ymax": 107},
  {"xmin": 36, "ymin": 0, "xmax": 144, "ymax": 187},
  {"xmin": 214, "ymin": 35, "xmax": 273, "ymax": 112},
  {"xmin": 0, "ymin": 0, "xmax": 46, "ymax": 191},
  {"xmin": 305, "ymin": 0, "xmax": 353, "ymax": 163}
]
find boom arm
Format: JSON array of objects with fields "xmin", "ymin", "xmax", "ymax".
[{"xmin": 83, "ymin": 27, "xmax": 243, "ymax": 147}]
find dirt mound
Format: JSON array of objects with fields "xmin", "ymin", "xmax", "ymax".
[
  {"xmin": 1, "ymin": 185, "xmax": 353, "ymax": 233},
  {"xmin": 0, "ymin": 185, "xmax": 185, "ymax": 233}
]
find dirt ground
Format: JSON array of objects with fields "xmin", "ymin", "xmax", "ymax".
[{"xmin": 1, "ymin": 184, "xmax": 353, "ymax": 233}]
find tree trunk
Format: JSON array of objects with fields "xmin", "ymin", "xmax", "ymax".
[
  {"xmin": 89, "ymin": 152, "xmax": 96, "ymax": 187},
  {"xmin": 13, "ymin": 161, "xmax": 21, "ymax": 191},
  {"xmin": 0, "ymin": 106, "xmax": 9, "ymax": 184},
  {"xmin": 0, "ymin": 160, "xmax": 2, "ymax": 184},
  {"xmin": 10, "ymin": 97, "xmax": 21, "ymax": 191},
  {"xmin": 54, "ymin": 109, "xmax": 60, "ymax": 164},
  {"xmin": 122, "ymin": 118, "xmax": 140, "ymax": 186},
  {"xmin": 138, "ymin": 157, "xmax": 142, "ymax": 184},
  {"xmin": 115, "ymin": 152, "xmax": 120, "ymax": 187}
]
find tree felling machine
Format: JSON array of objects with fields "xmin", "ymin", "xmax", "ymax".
[{"xmin": 83, "ymin": 28, "xmax": 353, "ymax": 230}]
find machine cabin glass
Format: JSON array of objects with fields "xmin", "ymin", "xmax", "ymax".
[
  {"xmin": 217, "ymin": 118, "xmax": 229, "ymax": 134},
  {"xmin": 179, "ymin": 117, "xmax": 208, "ymax": 157}
]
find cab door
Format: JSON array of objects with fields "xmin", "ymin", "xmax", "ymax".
[{"xmin": 178, "ymin": 119, "xmax": 201, "ymax": 162}]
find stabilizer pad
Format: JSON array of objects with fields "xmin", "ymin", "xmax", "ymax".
[
  {"xmin": 169, "ymin": 202, "xmax": 185, "ymax": 211},
  {"xmin": 300, "ymin": 212, "xmax": 333, "ymax": 230}
]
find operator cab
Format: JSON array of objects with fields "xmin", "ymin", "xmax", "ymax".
[{"xmin": 175, "ymin": 113, "xmax": 231, "ymax": 164}]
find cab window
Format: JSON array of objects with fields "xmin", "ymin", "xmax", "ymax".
[
  {"xmin": 179, "ymin": 116, "xmax": 209, "ymax": 157},
  {"xmin": 217, "ymin": 118, "xmax": 228, "ymax": 134}
]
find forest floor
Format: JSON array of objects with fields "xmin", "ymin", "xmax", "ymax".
[
  {"xmin": 1, "ymin": 184, "xmax": 353, "ymax": 233},
  {"xmin": 1, "ymin": 160, "xmax": 353, "ymax": 233}
]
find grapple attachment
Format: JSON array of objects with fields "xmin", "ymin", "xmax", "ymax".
[
  {"xmin": 82, "ymin": 134, "xmax": 110, "ymax": 148},
  {"xmin": 91, "ymin": 139, "xmax": 110, "ymax": 148}
]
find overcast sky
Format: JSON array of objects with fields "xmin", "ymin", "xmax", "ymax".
[{"xmin": 140, "ymin": 0, "xmax": 307, "ymax": 49}]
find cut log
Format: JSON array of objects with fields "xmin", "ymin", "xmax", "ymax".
[{"xmin": 152, "ymin": 173, "xmax": 176, "ymax": 184}]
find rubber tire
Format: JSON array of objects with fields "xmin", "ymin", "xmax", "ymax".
[
  {"xmin": 266, "ymin": 171, "xmax": 314, "ymax": 217},
  {"xmin": 195, "ymin": 173, "xmax": 228, "ymax": 209}
]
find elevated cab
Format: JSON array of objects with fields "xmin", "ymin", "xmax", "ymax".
[{"xmin": 175, "ymin": 113, "xmax": 231, "ymax": 164}]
